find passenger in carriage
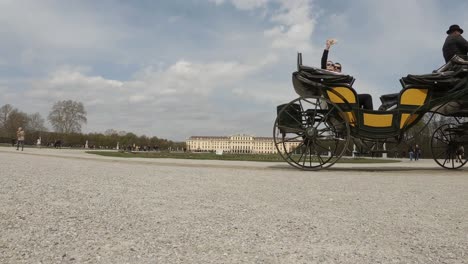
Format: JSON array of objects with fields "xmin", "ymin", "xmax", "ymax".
[
  {"xmin": 442, "ymin": 24, "xmax": 468, "ymax": 63},
  {"xmin": 321, "ymin": 39, "xmax": 336, "ymax": 71},
  {"xmin": 321, "ymin": 39, "xmax": 373, "ymax": 110}
]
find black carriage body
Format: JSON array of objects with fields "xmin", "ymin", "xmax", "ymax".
[
  {"xmin": 291, "ymin": 54, "xmax": 468, "ymax": 141},
  {"xmin": 273, "ymin": 54, "xmax": 468, "ymax": 170}
]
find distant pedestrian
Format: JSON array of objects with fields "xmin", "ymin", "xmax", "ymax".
[
  {"xmin": 414, "ymin": 144, "xmax": 421, "ymax": 161},
  {"xmin": 456, "ymin": 145, "xmax": 465, "ymax": 163},
  {"xmin": 408, "ymin": 146, "xmax": 414, "ymax": 161},
  {"xmin": 16, "ymin": 127, "xmax": 25, "ymax": 151},
  {"xmin": 54, "ymin": 139, "xmax": 62, "ymax": 149}
]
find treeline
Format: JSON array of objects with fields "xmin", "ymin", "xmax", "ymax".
[
  {"xmin": 17, "ymin": 131, "xmax": 184, "ymax": 150},
  {"xmin": 0, "ymin": 104, "xmax": 47, "ymax": 139},
  {"xmin": 0, "ymin": 102, "xmax": 185, "ymax": 150}
]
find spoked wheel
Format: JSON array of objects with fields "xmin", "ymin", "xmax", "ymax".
[
  {"xmin": 273, "ymin": 96, "xmax": 351, "ymax": 170},
  {"xmin": 431, "ymin": 123, "xmax": 468, "ymax": 169}
]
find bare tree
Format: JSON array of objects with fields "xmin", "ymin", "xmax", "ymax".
[
  {"xmin": 3, "ymin": 109, "xmax": 29, "ymax": 137},
  {"xmin": 0, "ymin": 104, "xmax": 14, "ymax": 134},
  {"xmin": 104, "ymin": 129, "xmax": 119, "ymax": 136},
  {"xmin": 48, "ymin": 100, "xmax": 87, "ymax": 133},
  {"xmin": 27, "ymin": 112, "xmax": 48, "ymax": 132}
]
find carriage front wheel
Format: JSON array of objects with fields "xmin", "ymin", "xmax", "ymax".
[
  {"xmin": 273, "ymin": 96, "xmax": 351, "ymax": 170},
  {"xmin": 430, "ymin": 123, "xmax": 468, "ymax": 169}
]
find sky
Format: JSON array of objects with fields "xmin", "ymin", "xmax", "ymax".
[{"xmin": 1, "ymin": 0, "xmax": 468, "ymax": 141}]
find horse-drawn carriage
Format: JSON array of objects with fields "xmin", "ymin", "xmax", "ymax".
[{"xmin": 273, "ymin": 54, "xmax": 468, "ymax": 170}]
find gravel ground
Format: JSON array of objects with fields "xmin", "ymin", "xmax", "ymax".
[{"xmin": 0, "ymin": 148, "xmax": 467, "ymax": 264}]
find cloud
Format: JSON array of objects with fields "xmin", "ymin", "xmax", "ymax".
[
  {"xmin": 212, "ymin": 0, "xmax": 316, "ymax": 51},
  {"xmin": 0, "ymin": 1, "xmax": 127, "ymax": 50},
  {"xmin": 15, "ymin": 56, "xmax": 276, "ymax": 139},
  {"xmin": 27, "ymin": 61, "xmax": 227, "ymax": 101},
  {"xmin": 130, "ymin": 58, "xmax": 271, "ymax": 99},
  {"xmin": 314, "ymin": 0, "xmax": 450, "ymax": 107},
  {"xmin": 208, "ymin": 0, "xmax": 268, "ymax": 10},
  {"xmin": 0, "ymin": 0, "xmax": 132, "ymax": 75}
]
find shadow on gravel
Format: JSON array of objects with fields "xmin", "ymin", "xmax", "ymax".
[{"xmin": 266, "ymin": 165, "xmax": 468, "ymax": 173}]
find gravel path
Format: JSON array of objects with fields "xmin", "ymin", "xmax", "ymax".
[{"xmin": 0, "ymin": 149, "xmax": 467, "ymax": 263}]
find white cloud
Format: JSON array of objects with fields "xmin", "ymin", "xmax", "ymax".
[
  {"xmin": 132, "ymin": 59, "xmax": 266, "ymax": 97},
  {"xmin": 17, "ymin": 56, "xmax": 274, "ymax": 139},
  {"xmin": 208, "ymin": 0, "xmax": 268, "ymax": 10},
  {"xmin": 209, "ymin": 0, "xmax": 316, "ymax": 51},
  {"xmin": 47, "ymin": 69, "xmax": 123, "ymax": 89},
  {"xmin": 0, "ymin": 1, "xmax": 127, "ymax": 50},
  {"xmin": 232, "ymin": 80, "xmax": 296, "ymax": 105},
  {"xmin": 264, "ymin": 21, "xmax": 314, "ymax": 50}
]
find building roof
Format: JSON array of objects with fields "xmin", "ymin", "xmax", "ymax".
[
  {"xmin": 188, "ymin": 135, "xmax": 274, "ymax": 140},
  {"xmin": 189, "ymin": 136, "xmax": 229, "ymax": 139}
]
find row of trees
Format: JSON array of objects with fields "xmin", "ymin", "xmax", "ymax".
[
  {"xmin": 0, "ymin": 100, "xmax": 86, "ymax": 137},
  {"xmin": 0, "ymin": 101, "xmax": 183, "ymax": 149},
  {"xmin": 20, "ymin": 130, "xmax": 184, "ymax": 150},
  {"xmin": 0, "ymin": 104, "xmax": 48, "ymax": 138}
]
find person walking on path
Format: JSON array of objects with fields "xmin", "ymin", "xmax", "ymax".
[
  {"xmin": 443, "ymin": 24, "xmax": 468, "ymax": 62},
  {"xmin": 414, "ymin": 144, "xmax": 421, "ymax": 161},
  {"xmin": 456, "ymin": 145, "xmax": 464, "ymax": 163},
  {"xmin": 16, "ymin": 127, "xmax": 25, "ymax": 151},
  {"xmin": 36, "ymin": 137, "xmax": 41, "ymax": 148},
  {"xmin": 408, "ymin": 146, "xmax": 414, "ymax": 161}
]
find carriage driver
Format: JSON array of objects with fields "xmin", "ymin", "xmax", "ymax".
[
  {"xmin": 443, "ymin": 24, "xmax": 468, "ymax": 63},
  {"xmin": 321, "ymin": 39, "xmax": 373, "ymax": 110}
]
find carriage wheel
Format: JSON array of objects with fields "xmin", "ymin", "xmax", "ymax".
[
  {"xmin": 431, "ymin": 123, "xmax": 468, "ymax": 169},
  {"xmin": 273, "ymin": 96, "xmax": 351, "ymax": 170}
]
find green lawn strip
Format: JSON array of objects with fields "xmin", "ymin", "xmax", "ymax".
[{"xmin": 86, "ymin": 151, "xmax": 400, "ymax": 163}]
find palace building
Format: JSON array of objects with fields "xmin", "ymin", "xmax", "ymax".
[{"xmin": 186, "ymin": 134, "xmax": 299, "ymax": 154}]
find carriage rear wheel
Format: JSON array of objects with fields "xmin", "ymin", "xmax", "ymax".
[
  {"xmin": 273, "ymin": 96, "xmax": 351, "ymax": 170},
  {"xmin": 430, "ymin": 123, "xmax": 468, "ymax": 169}
]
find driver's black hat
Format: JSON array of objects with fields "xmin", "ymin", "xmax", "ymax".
[{"xmin": 447, "ymin": 24, "xmax": 464, "ymax": 34}]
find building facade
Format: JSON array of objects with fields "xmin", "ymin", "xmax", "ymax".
[{"xmin": 186, "ymin": 134, "xmax": 299, "ymax": 154}]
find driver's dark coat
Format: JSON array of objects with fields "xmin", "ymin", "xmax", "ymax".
[{"xmin": 443, "ymin": 35, "xmax": 468, "ymax": 62}]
